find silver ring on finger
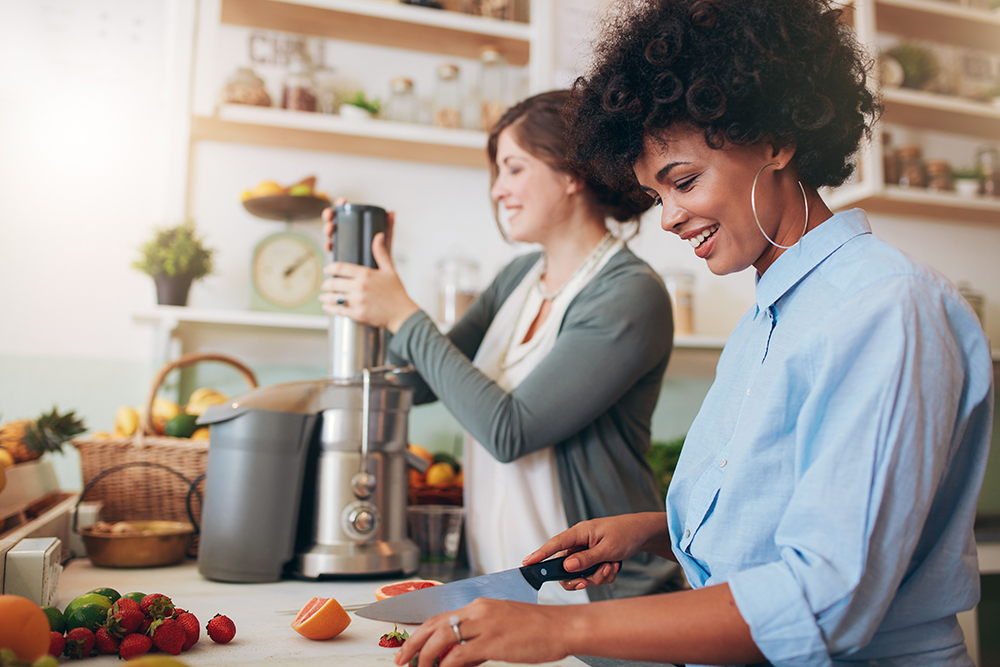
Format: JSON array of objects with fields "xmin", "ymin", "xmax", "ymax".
[
  {"xmin": 448, "ymin": 614, "xmax": 463, "ymax": 643},
  {"xmin": 335, "ymin": 296, "xmax": 347, "ymax": 306}
]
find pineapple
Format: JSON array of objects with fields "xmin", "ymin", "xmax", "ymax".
[{"xmin": 0, "ymin": 407, "xmax": 87, "ymax": 463}]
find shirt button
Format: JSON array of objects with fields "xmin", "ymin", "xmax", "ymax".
[
  {"xmin": 684, "ymin": 529, "xmax": 691, "ymax": 538},
  {"xmin": 719, "ymin": 459, "xmax": 727, "ymax": 468}
]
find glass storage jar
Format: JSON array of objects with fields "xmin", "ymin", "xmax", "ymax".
[
  {"xmin": 896, "ymin": 145, "xmax": 926, "ymax": 188},
  {"xmin": 924, "ymin": 159, "xmax": 953, "ymax": 191},
  {"xmin": 478, "ymin": 46, "xmax": 507, "ymax": 131},
  {"xmin": 385, "ymin": 77, "xmax": 418, "ymax": 124},
  {"xmin": 437, "ymin": 258, "xmax": 480, "ymax": 328},
  {"xmin": 433, "ymin": 64, "xmax": 462, "ymax": 129},
  {"xmin": 220, "ymin": 67, "xmax": 272, "ymax": 107},
  {"xmin": 282, "ymin": 52, "xmax": 317, "ymax": 112},
  {"xmin": 976, "ymin": 145, "xmax": 999, "ymax": 197}
]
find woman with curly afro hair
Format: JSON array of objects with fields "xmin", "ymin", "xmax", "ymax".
[{"xmin": 396, "ymin": 1, "xmax": 993, "ymax": 666}]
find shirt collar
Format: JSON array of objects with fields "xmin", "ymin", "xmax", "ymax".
[{"xmin": 754, "ymin": 208, "xmax": 871, "ymax": 314}]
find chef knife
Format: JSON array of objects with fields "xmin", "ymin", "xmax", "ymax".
[{"xmin": 355, "ymin": 556, "xmax": 616, "ymax": 623}]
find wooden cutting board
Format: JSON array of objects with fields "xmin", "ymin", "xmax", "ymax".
[{"xmin": 58, "ymin": 560, "xmax": 589, "ymax": 667}]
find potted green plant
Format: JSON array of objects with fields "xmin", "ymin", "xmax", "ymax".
[
  {"xmin": 952, "ymin": 166, "xmax": 983, "ymax": 197},
  {"xmin": 885, "ymin": 42, "xmax": 939, "ymax": 91},
  {"xmin": 339, "ymin": 91, "xmax": 382, "ymax": 121},
  {"xmin": 133, "ymin": 220, "xmax": 215, "ymax": 306}
]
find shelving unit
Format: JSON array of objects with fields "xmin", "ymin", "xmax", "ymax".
[
  {"xmin": 190, "ymin": 0, "xmax": 553, "ymax": 168},
  {"xmin": 827, "ymin": 0, "xmax": 1000, "ymax": 224}
]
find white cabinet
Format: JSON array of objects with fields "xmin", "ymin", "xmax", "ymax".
[{"xmin": 827, "ymin": 0, "xmax": 1000, "ymax": 225}]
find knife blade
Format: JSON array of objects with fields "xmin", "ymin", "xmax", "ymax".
[{"xmin": 355, "ymin": 556, "xmax": 614, "ymax": 623}]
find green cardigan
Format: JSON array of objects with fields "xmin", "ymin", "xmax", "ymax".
[{"xmin": 388, "ymin": 246, "xmax": 682, "ymax": 600}]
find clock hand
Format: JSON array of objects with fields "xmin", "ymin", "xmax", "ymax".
[{"xmin": 283, "ymin": 252, "xmax": 313, "ymax": 278}]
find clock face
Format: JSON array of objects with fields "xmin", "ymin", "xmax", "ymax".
[{"xmin": 252, "ymin": 233, "xmax": 324, "ymax": 308}]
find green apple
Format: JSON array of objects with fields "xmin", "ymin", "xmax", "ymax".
[{"xmin": 289, "ymin": 184, "xmax": 312, "ymax": 196}]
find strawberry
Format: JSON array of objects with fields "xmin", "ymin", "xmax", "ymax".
[
  {"xmin": 148, "ymin": 618, "xmax": 186, "ymax": 656},
  {"xmin": 64, "ymin": 627, "xmax": 95, "ymax": 660},
  {"xmin": 139, "ymin": 616, "xmax": 153, "ymax": 634},
  {"xmin": 48, "ymin": 631, "xmax": 66, "ymax": 658},
  {"xmin": 107, "ymin": 608, "xmax": 145, "ymax": 638},
  {"xmin": 378, "ymin": 624, "xmax": 409, "ymax": 648},
  {"xmin": 95, "ymin": 627, "xmax": 120, "ymax": 655},
  {"xmin": 110, "ymin": 597, "xmax": 141, "ymax": 615},
  {"xmin": 206, "ymin": 614, "xmax": 236, "ymax": 644},
  {"xmin": 119, "ymin": 633, "xmax": 152, "ymax": 661},
  {"xmin": 175, "ymin": 612, "xmax": 200, "ymax": 651},
  {"xmin": 140, "ymin": 593, "xmax": 174, "ymax": 619}
]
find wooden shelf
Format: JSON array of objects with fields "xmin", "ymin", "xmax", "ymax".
[
  {"xmin": 219, "ymin": 0, "xmax": 532, "ymax": 65},
  {"xmin": 192, "ymin": 104, "xmax": 489, "ymax": 167},
  {"xmin": 882, "ymin": 88, "xmax": 1000, "ymax": 141},
  {"xmin": 136, "ymin": 306, "xmax": 729, "ymax": 348},
  {"xmin": 875, "ymin": 0, "xmax": 1000, "ymax": 54},
  {"xmin": 826, "ymin": 183, "xmax": 1000, "ymax": 224}
]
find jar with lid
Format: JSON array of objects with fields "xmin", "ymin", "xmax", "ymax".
[
  {"xmin": 896, "ymin": 145, "xmax": 926, "ymax": 188},
  {"xmin": 478, "ymin": 46, "xmax": 507, "ymax": 131},
  {"xmin": 220, "ymin": 67, "xmax": 272, "ymax": 107},
  {"xmin": 663, "ymin": 273, "xmax": 695, "ymax": 336},
  {"xmin": 437, "ymin": 258, "xmax": 479, "ymax": 328},
  {"xmin": 976, "ymin": 145, "xmax": 999, "ymax": 197},
  {"xmin": 924, "ymin": 159, "xmax": 953, "ymax": 191},
  {"xmin": 433, "ymin": 64, "xmax": 463, "ymax": 129},
  {"xmin": 282, "ymin": 52, "xmax": 317, "ymax": 112},
  {"xmin": 385, "ymin": 77, "xmax": 418, "ymax": 124}
]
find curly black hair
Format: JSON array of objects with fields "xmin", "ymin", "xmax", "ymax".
[{"xmin": 566, "ymin": 0, "xmax": 881, "ymax": 193}]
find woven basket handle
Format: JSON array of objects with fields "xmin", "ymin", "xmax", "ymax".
[{"xmin": 139, "ymin": 352, "xmax": 258, "ymax": 437}]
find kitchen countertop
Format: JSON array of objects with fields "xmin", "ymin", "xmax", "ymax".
[{"xmin": 58, "ymin": 558, "xmax": 675, "ymax": 667}]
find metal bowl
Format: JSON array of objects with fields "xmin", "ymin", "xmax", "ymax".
[{"xmin": 80, "ymin": 521, "xmax": 194, "ymax": 568}]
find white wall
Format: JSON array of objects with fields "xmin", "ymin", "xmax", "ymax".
[{"xmin": 0, "ymin": 0, "xmax": 998, "ymax": 490}]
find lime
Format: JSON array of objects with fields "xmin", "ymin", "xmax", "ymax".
[
  {"xmin": 63, "ymin": 592, "xmax": 112, "ymax": 620},
  {"xmin": 122, "ymin": 592, "xmax": 146, "ymax": 604},
  {"xmin": 88, "ymin": 587, "xmax": 121, "ymax": 604},
  {"xmin": 66, "ymin": 603, "xmax": 107, "ymax": 633},
  {"xmin": 164, "ymin": 414, "xmax": 198, "ymax": 438},
  {"xmin": 41, "ymin": 605, "xmax": 65, "ymax": 633}
]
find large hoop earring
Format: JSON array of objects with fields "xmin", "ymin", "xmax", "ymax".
[{"xmin": 751, "ymin": 162, "xmax": 810, "ymax": 250}]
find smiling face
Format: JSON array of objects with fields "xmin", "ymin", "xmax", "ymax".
[
  {"xmin": 490, "ymin": 128, "xmax": 578, "ymax": 244},
  {"xmin": 633, "ymin": 124, "xmax": 802, "ymax": 276}
]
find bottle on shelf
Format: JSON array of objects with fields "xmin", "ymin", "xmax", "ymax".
[
  {"xmin": 896, "ymin": 145, "xmax": 926, "ymax": 188},
  {"xmin": 478, "ymin": 46, "xmax": 507, "ymax": 131},
  {"xmin": 386, "ymin": 77, "xmax": 418, "ymax": 124},
  {"xmin": 433, "ymin": 64, "xmax": 463, "ymax": 129},
  {"xmin": 925, "ymin": 159, "xmax": 953, "ymax": 192},
  {"xmin": 282, "ymin": 51, "xmax": 317, "ymax": 113},
  {"xmin": 663, "ymin": 273, "xmax": 695, "ymax": 336}
]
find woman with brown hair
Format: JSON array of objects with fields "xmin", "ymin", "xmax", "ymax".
[
  {"xmin": 394, "ymin": 0, "xmax": 992, "ymax": 665},
  {"xmin": 321, "ymin": 90, "xmax": 681, "ymax": 603}
]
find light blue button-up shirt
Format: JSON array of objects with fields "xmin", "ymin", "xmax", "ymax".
[{"xmin": 666, "ymin": 209, "xmax": 994, "ymax": 666}]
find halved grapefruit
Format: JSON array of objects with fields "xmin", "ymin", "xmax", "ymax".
[
  {"xmin": 374, "ymin": 580, "xmax": 444, "ymax": 601},
  {"xmin": 291, "ymin": 597, "xmax": 351, "ymax": 640}
]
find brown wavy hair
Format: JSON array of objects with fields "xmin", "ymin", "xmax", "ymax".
[
  {"xmin": 565, "ymin": 0, "xmax": 881, "ymax": 194},
  {"xmin": 487, "ymin": 90, "xmax": 653, "ymax": 229}
]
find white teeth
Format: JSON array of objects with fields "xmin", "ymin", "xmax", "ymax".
[{"xmin": 689, "ymin": 224, "xmax": 720, "ymax": 249}]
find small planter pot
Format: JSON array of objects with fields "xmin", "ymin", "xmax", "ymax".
[
  {"xmin": 154, "ymin": 273, "xmax": 195, "ymax": 306},
  {"xmin": 338, "ymin": 104, "xmax": 374, "ymax": 122},
  {"xmin": 955, "ymin": 178, "xmax": 982, "ymax": 198}
]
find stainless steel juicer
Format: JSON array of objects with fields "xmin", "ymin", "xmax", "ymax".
[{"xmin": 196, "ymin": 204, "xmax": 421, "ymax": 582}]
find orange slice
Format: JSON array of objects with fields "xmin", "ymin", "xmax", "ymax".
[
  {"xmin": 291, "ymin": 597, "xmax": 351, "ymax": 640},
  {"xmin": 374, "ymin": 580, "xmax": 443, "ymax": 601}
]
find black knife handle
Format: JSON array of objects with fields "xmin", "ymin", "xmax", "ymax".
[{"xmin": 518, "ymin": 556, "xmax": 621, "ymax": 591}]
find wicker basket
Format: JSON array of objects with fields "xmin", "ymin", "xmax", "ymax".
[{"xmin": 73, "ymin": 352, "xmax": 258, "ymax": 555}]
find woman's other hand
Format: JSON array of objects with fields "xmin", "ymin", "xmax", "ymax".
[
  {"xmin": 321, "ymin": 232, "xmax": 420, "ymax": 333},
  {"xmin": 395, "ymin": 598, "xmax": 572, "ymax": 667},
  {"xmin": 522, "ymin": 512, "xmax": 673, "ymax": 591}
]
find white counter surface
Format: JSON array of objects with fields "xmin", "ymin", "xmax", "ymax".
[{"xmin": 58, "ymin": 558, "xmax": 590, "ymax": 667}]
